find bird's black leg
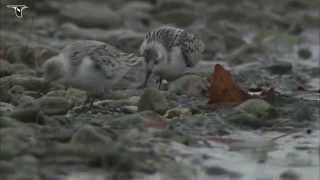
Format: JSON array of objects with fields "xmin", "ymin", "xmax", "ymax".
[
  {"xmin": 157, "ymin": 77, "xmax": 162, "ymax": 89},
  {"xmin": 80, "ymin": 95, "xmax": 90, "ymax": 111},
  {"xmin": 137, "ymin": 70, "xmax": 152, "ymax": 89},
  {"xmin": 88, "ymin": 97, "xmax": 95, "ymax": 109},
  {"xmin": 80, "ymin": 94, "xmax": 95, "ymax": 111}
]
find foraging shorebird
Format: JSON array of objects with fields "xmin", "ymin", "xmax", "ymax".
[
  {"xmin": 139, "ymin": 26, "xmax": 205, "ymax": 88},
  {"xmin": 42, "ymin": 40, "xmax": 142, "ymax": 106}
]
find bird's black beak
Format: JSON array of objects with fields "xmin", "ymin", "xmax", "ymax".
[{"xmin": 36, "ymin": 69, "xmax": 44, "ymax": 77}]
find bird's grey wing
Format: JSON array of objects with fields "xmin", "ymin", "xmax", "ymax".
[
  {"xmin": 88, "ymin": 46, "xmax": 120, "ymax": 79},
  {"xmin": 88, "ymin": 45, "xmax": 136, "ymax": 85},
  {"xmin": 65, "ymin": 41, "xmax": 107, "ymax": 74},
  {"xmin": 110, "ymin": 52, "xmax": 144, "ymax": 85}
]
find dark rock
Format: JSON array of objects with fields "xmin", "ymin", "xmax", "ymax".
[
  {"xmin": 138, "ymin": 88, "xmax": 169, "ymax": 114},
  {"xmin": 205, "ymin": 166, "xmax": 242, "ymax": 178},
  {"xmin": 119, "ymin": 1, "xmax": 154, "ymax": 13},
  {"xmin": 298, "ymin": 48, "xmax": 312, "ymax": 60},
  {"xmin": 9, "ymin": 101, "xmax": 42, "ymax": 123},
  {"xmin": 24, "ymin": 90, "xmax": 42, "ymax": 99},
  {"xmin": 60, "ymin": 23, "xmax": 144, "ymax": 53},
  {"xmin": 31, "ymin": 0, "xmax": 61, "ymax": 14},
  {"xmin": 0, "ymin": 127, "xmax": 36, "ymax": 160},
  {"xmin": 1, "ymin": 37, "xmax": 58, "ymax": 68},
  {"xmin": 59, "ymin": 2, "xmax": 122, "ymax": 28},
  {"xmin": 40, "ymin": 126, "xmax": 73, "ymax": 142},
  {"xmin": 0, "ymin": 61, "xmax": 13, "ymax": 78},
  {"xmin": 302, "ymin": 14, "xmax": 320, "ymax": 27},
  {"xmin": 8, "ymin": 85, "xmax": 35, "ymax": 106},
  {"xmin": 227, "ymin": 99, "xmax": 278, "ymax": 128},
  {"xmin": 108, "ymin": 113, "xmax": 145, "ymax": 130},
  {"xmin": 32, "ymin": 16, "xmax": 59, "ymax": 37},
  {"xmin": 0, "ymin": 83, "xmax": 11, "ymax": 103},
  {"xmin": 236, "ymin": 99, "xmax": 277, "ymax": 119},
  {"xmin": 292, "ymin": 103, "xmax": 315, "ymax": 122},
  {"xmin": 12, "ymin": 155, "xmax": 39, "ymax": 179},
  {"xmin": 161, "ymin": 161, "xmax": 197, "ymax": 180},
  {"xmin": 112, "ymin": 30, "xmax": 145, "ymax": 53},
  {"xmin": 0, "ymin": 161, "xmax": 14, "ymax": 177},
  {"xmin": 41, "ymin": 142, "xmax": 107, "ymax": 162},
  {"xmin": 37, "ymin": 96, "xmax": 71, "ymax": 115},
  {"xmin": 8, "ymin": 63, "xmax": 36, "ymax": 76},
  {"xmin": 207, "ymin": 6, "xmax": 245, "ymax": 23},
  {"xmin": 0, "ymin": 117, "xmax": 21, "ymax": 128},
  {"xmin": 0, "ymin": 75, "xmax": 49, "ymax": 91},
  {"xmin": 118, "ymin": 2, "xmax": 154, "ymax": 31},
  {"xmin": 0, "ymin": 135, "xmax": 27, "ymax": 161},
  {"xmin": 8, "ymin": 85, "xmax": 24, "ymax": 97},
  {"xmin": 226, "ymin": 111, "xmax": 270, "ymax": 129},
  {"xmin": 71, "ymin": 125, "xmax": 113, "ymax": 146},
  {"xmin": 280, "ymin": 170, "xmax": 300, "ymax": 180},
  {"xmin": 46, "ymin": 88, "xmax": 87, "ymax": 107},
  {"xmin": 154, "ymin": 0, "xmax": 194, "ymax": 12},
  {"xmin": 102, "ymin": 148, "xmax": 135, "ymax": 173},
  {"xmin": 224, "ymin": 34, "xmax": 246, "ymax": 51},
  {"xmin": 286, "ymin": 0, "xmax": 309, "ymax": 10},
  {"xmin": 169, "ymin": 75, "xmax": 207, "ymax": 96},
  {"xmin": 0, "ymin": 102, "xmax": 15, "ymax": 115},
  {"xmin": 155, "ymin": 9, "xmax": 199, "ymax": 27},
  {"xmin": 266, "ymin": 62, "xmax": 292, "ymax": 75}
]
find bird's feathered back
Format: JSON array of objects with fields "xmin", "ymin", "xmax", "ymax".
[
  {"xmin": 61, "ymin": 40, "xmax": 143, "ymax": 84},
  {"xmin": 140, "ymin": 26, "xmax": 205, "ymax": 67}
]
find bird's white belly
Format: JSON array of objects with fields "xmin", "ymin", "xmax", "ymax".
[
  {"xmin": 156, "ymin": 63, "xmax": 186, "ymax": 81},
  {"xmin": 66, "ymin": 59, "xmax": 110, "ymax": 95}
]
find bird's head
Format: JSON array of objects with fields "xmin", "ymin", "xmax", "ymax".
[
  {"xmin": 142, "ymin": 41, "xmax": 167, "ymax": 75},
  {"xmin": 139, "ymin": 41, "xmax": 167, "ymax": 88},
  {"xmin": 42, "ymin": 56, "xmax": 64, "ymax": 82}
]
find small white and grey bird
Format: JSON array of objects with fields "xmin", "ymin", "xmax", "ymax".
[
  {"xmin": 42, "ymin": 40, "xmax": 142, "ymax": 106},
  {"xmin": 139, "ymin": 26, "xmax": 205, "ymax": 88}
]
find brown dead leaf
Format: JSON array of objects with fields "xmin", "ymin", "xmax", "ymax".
[{"xmin": 208, "ymin": 64, "xmax": 249, "ymax": 104}]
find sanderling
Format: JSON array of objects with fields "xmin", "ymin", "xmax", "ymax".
[
  {"xmin": 42, "ymin": 40, "xmax": 142, "ymax": 106},
  {"xmin": 139, "ymin": 26, "xmax": 205, "ymax": 88}
]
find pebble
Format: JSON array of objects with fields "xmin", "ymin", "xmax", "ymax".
[
  {"xmin": 71, "ymin": 125, "xmax": 113, "ymax": 146},
  {"xmin": 138, "ymin": 88, "xmax": 169, "ymax": 114},
  {"xmin": 59, "ymin": 1, "xmax": 122, "ymax": 28},
  {"xmin": 169, "ymin": 74, "xmax": 207, "ymax": 97},
  {"xmin": 37, "ymin": 96, "xmax": 71, "ymax": 115},
  {"xmin": 236, "ymin": 99, "xmax": 277, "ymax": 119},
  {"xmin": 280, "ymin": 170, "xmax": 300, "ymax": 180},
  {"xmin": 0, "ymin": 102, "xmax": 15, "ymax": 115}
]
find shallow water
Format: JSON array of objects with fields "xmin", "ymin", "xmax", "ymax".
[{"xmin": 65, "ymin": 131, "xmax": 319, "ymax": 180}]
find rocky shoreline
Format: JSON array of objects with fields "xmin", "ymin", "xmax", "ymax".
[{"xmin": 0, "ymin": 0, "xmax": 319, "ymax": 180}]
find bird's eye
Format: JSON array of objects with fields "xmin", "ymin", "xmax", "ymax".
[{"xmin": 154, "ymin": 59, "xmax": 159, "ymax": 65}]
